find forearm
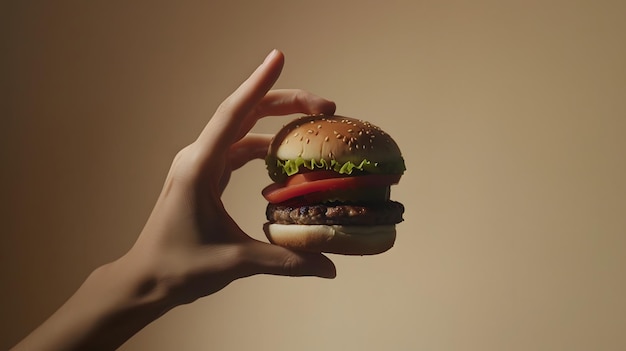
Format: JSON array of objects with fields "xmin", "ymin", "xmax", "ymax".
[{"xmin": 12, "ymin": 255, "xmax": 171, "ymax": 351}]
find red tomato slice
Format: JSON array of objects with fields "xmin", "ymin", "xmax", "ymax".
[{"xmin": 262, "ymin": 172, "xmax": 401, "ymax": 204}]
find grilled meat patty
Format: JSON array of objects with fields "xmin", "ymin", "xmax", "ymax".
[{"xmin": 266, "ymin": 201, "xmax": 405, "ymax": 226}]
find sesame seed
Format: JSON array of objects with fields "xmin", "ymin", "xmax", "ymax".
[{"xmin": 324, "ymin": 136, "xmax": 329, "ymax": 142}]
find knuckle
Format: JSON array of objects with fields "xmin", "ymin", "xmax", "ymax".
[
  {"xmin": 172, "ymin": 145, "xmax": 191, "ymax": 166},
  {"xmin": 215, "ymin": 97, "xmax": 235, "ymax": 116},
  {"xmin": 282, "ymin": 254, "xmax": 303, "ymax": 277},
  {"xmin": 170, "ymin": 146, "xmax": 194, "ymax": 175},
  {"xmin": 163, "ymin": 144, "xmax": 202, "ymax": 191},
  {"xmin": 292, "ymin": 89, "xmax": 309, "ymax": 104}
]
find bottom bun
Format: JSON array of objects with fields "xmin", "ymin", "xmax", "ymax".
[{"xmin": 263, "ymin": 223, "xmax": 396, "ymax": 255}]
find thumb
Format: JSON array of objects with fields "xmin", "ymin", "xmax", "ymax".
[{"xmin": 238, "ymin": 240, "xmax": 337, "ymax": 279}]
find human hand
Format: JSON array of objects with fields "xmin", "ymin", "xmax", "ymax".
[
  {"xmin": 12, "ymin": 50, "xmax": 338, "ymax": 351},
  {"xmin": 122, "ymin": 49, "xmax": 337, "ymax": 307}
]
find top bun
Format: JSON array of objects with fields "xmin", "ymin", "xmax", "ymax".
[{"xmin": 266, "ymin": 115, "xmax": 405, "ymax": 181}]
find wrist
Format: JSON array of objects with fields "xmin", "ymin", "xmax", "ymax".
[
  {"xmin": 91, "ymin": 252, "xmax": 176, "ymax": 323},
  {"xmin": 64, "ymin": 253, "xmax": 175, "ymax": 349},
  {"xmin": 12, "ymin": 254, "xmax": 174, "ymax": 351}
]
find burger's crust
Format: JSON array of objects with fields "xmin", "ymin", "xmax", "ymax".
[
  {"xmin": 263, "ymin": 223, "xmax": 396, "ymax": 255},
  {"xmin": 269, "ymin": 115, "xmax": 402, "ymax": 167}
]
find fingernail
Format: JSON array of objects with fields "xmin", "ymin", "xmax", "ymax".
[{"xmin": 263, "ymin": 49, "xmax": 279, "ymax": 64}]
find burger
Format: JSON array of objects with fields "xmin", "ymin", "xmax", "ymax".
[{"xmin": 262, "ymin": 115, "xmax": 406, "ymax": 255}]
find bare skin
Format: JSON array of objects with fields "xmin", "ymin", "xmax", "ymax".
[{"xmin": 12, "ymin": 50, "xmax": 337, "ymax": 351}]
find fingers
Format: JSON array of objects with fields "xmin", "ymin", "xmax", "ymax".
[
  {"xmin": 194, "ymin": 50, "xmax": 336, "ymax": 161},
  {"xmin": 228, "ymin": 133, "xmax": 273, "ymax": 171},
  {"xmin": 195, "ymin": 49, "xmax": 285, "ymax": 155},
  {"xmin": 255, "ymin": 89, "xmax": 337, "ymax": 118},
  {"xmin": 232, "ymin": 89, "xmax": 336, "ymax": 142}
]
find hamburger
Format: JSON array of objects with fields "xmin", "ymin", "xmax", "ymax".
[{"xmin": 262, "ymin": 115, "xmax": 405, "ymax": 255}]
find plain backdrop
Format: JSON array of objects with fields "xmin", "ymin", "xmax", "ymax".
[{"xmin": 2, "ymin": 1, "xmax": 625, "ymax": 350}]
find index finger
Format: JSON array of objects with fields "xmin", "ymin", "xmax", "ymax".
[
  {"xmin": 232, "ymin": 89, "xmax": 337, "ymax": 142},
  {"xmin": 195, "ymin": 49, "xmax": 285, "ymax": 155}
]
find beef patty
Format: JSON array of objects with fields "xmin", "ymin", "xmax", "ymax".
[{"xmin": 266, "ymin": 201, "xmax": 404, "ymax": 226}]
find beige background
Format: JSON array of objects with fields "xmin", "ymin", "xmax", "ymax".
[{"xmin": 2, "ymin": 1, "xmax": 626, "ymax": 350}]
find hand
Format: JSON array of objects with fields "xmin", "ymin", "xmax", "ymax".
[
  {"xmin": 126, "ymin": 49, "xmax": 337, "ymax": 306},
  {"xmin": 12, "ymin": 50, "xmax": 337, "ymax": 351},
  {"xmin": 128, "ymin": 51, "xmax": 335, "ymax": 304}
]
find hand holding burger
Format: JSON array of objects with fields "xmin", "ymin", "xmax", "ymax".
[
  {"xmin": 11, "ymin": 50, "xmax": 339, "ymax": 351},
  {"xmin": 262, "ymin": 115, "xmax": 406, "ymax": 255}
]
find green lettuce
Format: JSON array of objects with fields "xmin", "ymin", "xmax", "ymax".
[{"xmin": 266, "ymin": 156, "xmax": 406, "ymax": 182}]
